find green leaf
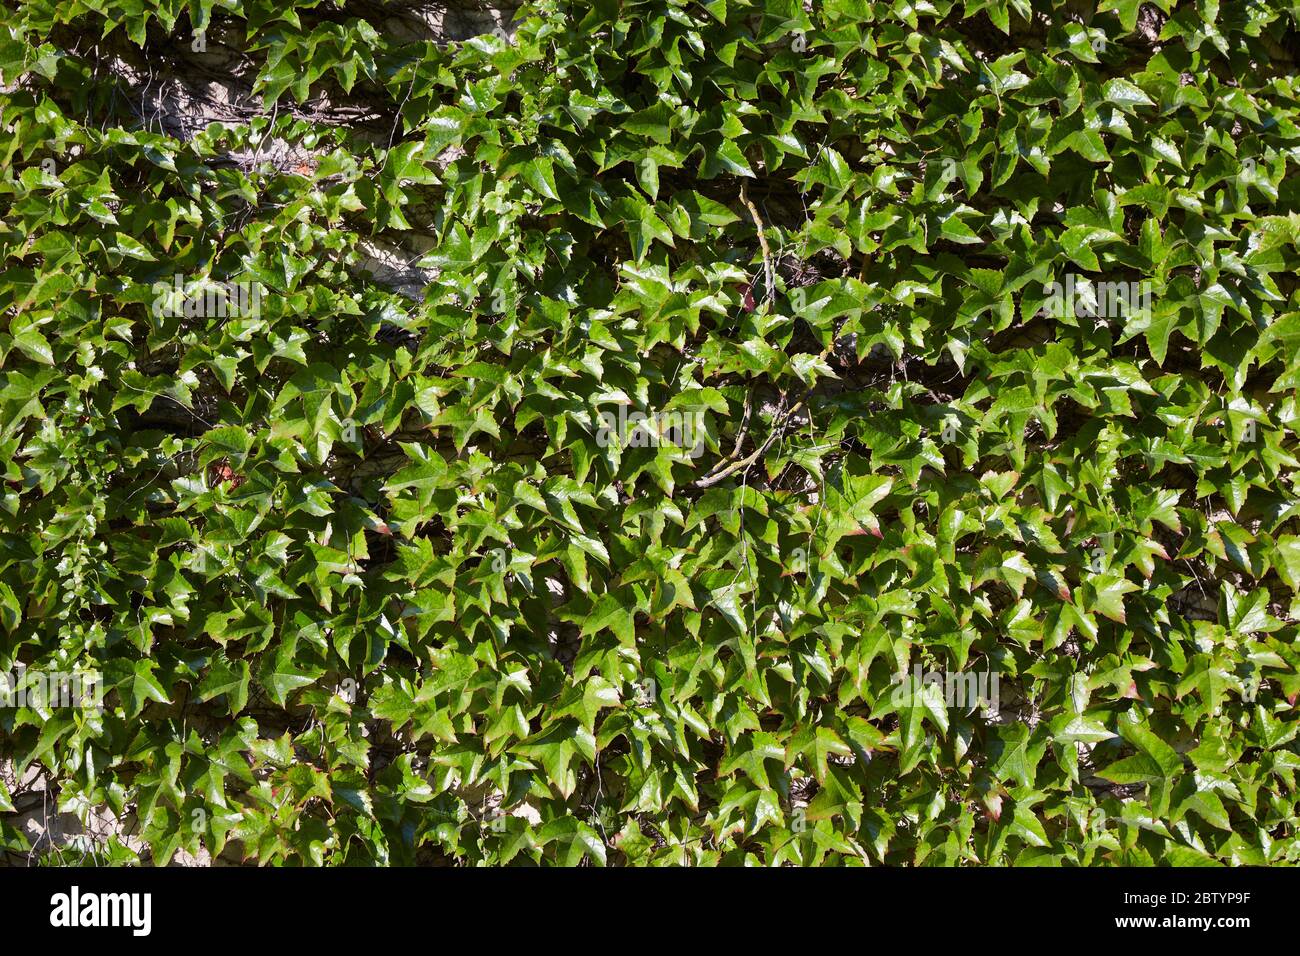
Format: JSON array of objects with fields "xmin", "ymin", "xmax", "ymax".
[{"xmin": 522, "ymin": 157, "xmax": 560, "ymax": 200}]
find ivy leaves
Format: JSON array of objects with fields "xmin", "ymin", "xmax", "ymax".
[{"xmin": 0, "ymin": 0, "xmax": 1299, "ymax": 867}]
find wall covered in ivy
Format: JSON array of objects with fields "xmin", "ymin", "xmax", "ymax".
[{"xmin": 1, "ymin": 0, "xmax": 1299, "ymax": 865}]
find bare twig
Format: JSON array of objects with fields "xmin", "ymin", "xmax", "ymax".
[
  {"xmin": 694, "ymin": 395, "xmax": 807, "ymax": 488},
  {"xmin": 740, "ymin": 180, "xmax": 775, "ymax": 305}
]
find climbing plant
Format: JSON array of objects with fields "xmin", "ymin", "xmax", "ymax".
[{"xmin": 1, "ymin": 0, "xmax": 1300, "ymax": 865}]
